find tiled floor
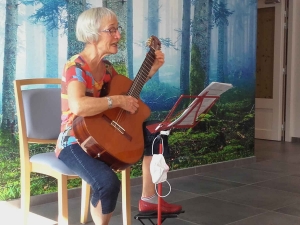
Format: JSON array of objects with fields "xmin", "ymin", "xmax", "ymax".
[{"xmin": 2, "ymin": 139, "xmax": 300, "ymax": 225}]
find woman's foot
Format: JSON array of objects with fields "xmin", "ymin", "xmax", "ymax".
[{"xmin": 139, "ymin": 198, "xmax": 182, "ymax": 214}]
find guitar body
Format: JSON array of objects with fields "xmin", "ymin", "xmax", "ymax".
[{"xmin": 73, "ymin": 74, "xmax": 151, "ymax": 171}]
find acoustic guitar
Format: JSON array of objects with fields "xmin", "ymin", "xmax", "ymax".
[{"xmin": 73, "ymin": 36, "xmax": 161, "ymax": 171}]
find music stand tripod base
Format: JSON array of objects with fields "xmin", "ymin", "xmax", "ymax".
[{"xmin": 134, "ymin": 210, "xmax": 185, "ymax": 225}]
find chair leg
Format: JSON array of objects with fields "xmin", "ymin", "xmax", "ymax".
[
  {"xmin": 122, "ymin": 168, "xmax": 131, "ymax": 225},
  {"xmin": 80, "ymin": 180, "xmax": 90, "ymax": 224},
  {"xmin": 21, "ymin": 170, "xmax": 31, "ymax": 225},
  {"xmin": 57, "ymin": 175, "xmax": 68, "ymax": 225}
]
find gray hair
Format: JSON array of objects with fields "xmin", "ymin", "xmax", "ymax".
[{"xmin": 76, "ymin": 7, "xmax": 117, "ymax": 43}]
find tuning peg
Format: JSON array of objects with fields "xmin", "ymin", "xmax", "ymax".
[{"xmin": 146, "ymin": 36, "xmax": 152, "ymax": 46}]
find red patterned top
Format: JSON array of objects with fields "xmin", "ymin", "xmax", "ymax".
[{"xmin": 55, "ymin": 54, "xmax": 118, "ymax": 157}]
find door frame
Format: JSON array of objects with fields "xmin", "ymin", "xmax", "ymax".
[{"xmin": 255, "ymin": 0, "xmax": 287, "ymax": 141}]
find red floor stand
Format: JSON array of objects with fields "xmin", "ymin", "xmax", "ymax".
[
  {"xmin": 134, "ymin": 94, "xmax": 214, "ymax": 224},
  {"xmin": 134, "ymin": 82, "xmax": 232, "ymax": 224},
  {"xmin": 157, "ymin": 132, "xmax": 185, "ymax": 225},
  {"xmin": 134, "ymin": 133, "xmax": 184, "ymax": 225}
]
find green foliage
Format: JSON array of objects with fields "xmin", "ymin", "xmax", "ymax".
[
  {"xmin": 0, "ymin": 130, "xmax": 20, "ymax": 200},
  {"xmin": 0, "ymin": 158, "xmax": 20, "ymax": 200},
  {"xmin": 0, "ymin": 130, "xmax": 20, "ymax": 197},
  {"xmin": 112, "ymin": 62, "xmax": 128, "ymax": 77},
  {"xmin": 0, "ymin": 130, "xmax": 19, "ymax": 159},
  {"xmin": 29, "ymin": 143, "xmax": 56, "ymax": 155}
]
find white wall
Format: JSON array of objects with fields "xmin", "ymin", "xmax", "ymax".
[{"xmin": 285, "ymin": 0, "xmax": 300, "ymax": 141}]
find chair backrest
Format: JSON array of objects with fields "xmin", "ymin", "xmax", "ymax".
[
  {"xmin": 14, "ymin": 78, "xmax": 62, "ymax": 160},
  {"xmin": 22, "ymin": 88, "xmax": 61, "ymax": 140}
]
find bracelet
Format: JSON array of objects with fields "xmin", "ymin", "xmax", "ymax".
[{"xmin": 106, "ymin": 97, "xmax": 113, "ymax": 109}]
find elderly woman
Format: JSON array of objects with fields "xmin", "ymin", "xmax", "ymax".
[{"xmin": 56, "ymin": 7, "xmax": 181, "ymax": 225}]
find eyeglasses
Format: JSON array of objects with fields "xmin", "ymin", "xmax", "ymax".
[{"xmin": 99, "ymin": 26, "xmax": 122, "ymax": 36}]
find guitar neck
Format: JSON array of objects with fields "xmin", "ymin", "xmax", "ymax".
[{"xmin": 128, "ymin": 48, "xmax": 156, "ymax": 98}]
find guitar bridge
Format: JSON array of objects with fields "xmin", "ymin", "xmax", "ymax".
[
  {"xmin": 102, "ymin": 114, "xmax": 132, "ymax": 141},
  {"xmin": 111, "ymin": 120, "xmax": 125, "ymax": 134}
]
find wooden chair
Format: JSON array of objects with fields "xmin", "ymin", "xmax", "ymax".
[
  {"xmin": 14, "ymin": 78, "xmax": 132, "ymax": 225},
  {"xmin": 14, "ymin": 78, "xmax": 90, "ymax": 225}
]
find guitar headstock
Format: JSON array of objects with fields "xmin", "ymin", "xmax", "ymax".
[{"xmin": 146, "ymin": 36, "xmax": 161, "ymax": 50}]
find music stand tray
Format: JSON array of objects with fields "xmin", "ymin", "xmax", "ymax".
[{"xmin": 147, "ymin": 82, "xmax": 233, "ymax": 134}]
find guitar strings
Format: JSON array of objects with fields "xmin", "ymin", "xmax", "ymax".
[{"xmin": 113, "ymin": 48, "xmax": 156, "ymax": 125}]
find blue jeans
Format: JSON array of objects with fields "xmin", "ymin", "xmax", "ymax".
[{"xmin": 58, "ymin": 144, "xmax": 121, "ymax": 214}]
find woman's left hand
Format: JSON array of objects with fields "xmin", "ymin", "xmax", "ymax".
[{"xmin": 148, "ymin": 50, "xmax": 165, "ymax": 78}]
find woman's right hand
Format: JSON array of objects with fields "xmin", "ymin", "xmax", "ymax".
[{"xmin": 118, "ymin": 95, "xmax": 139, "ymax": 114}]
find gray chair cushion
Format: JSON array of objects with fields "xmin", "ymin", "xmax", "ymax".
[
  {"xmin": 30, "ymin": 152, "xmax": 77, "ymax": 176},
  {"xmin": 22, "ymin": 88, "xmax": 61, "ymax": 139}
]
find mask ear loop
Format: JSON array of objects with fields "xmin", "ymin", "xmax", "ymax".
[
  {"xmin": 151, "ymin": 135, "xmax": 163, "ymax": 155},
  {"xmin": 155, "ymin": 180, "xmax": 171, "ymax": 198},
  {"xmin": 151, "ymin": 135, "xmax": 172, "ymax": 198}
]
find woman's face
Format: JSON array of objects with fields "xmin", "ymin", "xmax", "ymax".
[{"xmin": 96, "ymin": 16, "xmax": 121, "ymax": 56}]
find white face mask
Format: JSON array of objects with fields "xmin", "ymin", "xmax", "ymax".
[
  {"xmin": 149, "ymin": 135, "xmax": 172, "ymax": 197},
  {"xmin": 150, "ymin": 154, "xmax": 169, "ymax": 184}
]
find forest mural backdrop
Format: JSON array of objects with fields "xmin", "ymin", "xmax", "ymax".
[{"xmin": 0, "ymin": 0, "xmax": 257, "ymax": 200}]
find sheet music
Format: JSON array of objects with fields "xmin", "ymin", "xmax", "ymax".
[
  {"xmin": 162, "ymin": 82, "xmax": 233, "ymax": 129},
  {"xmin": 199, "ymin": 82, "xmax": 233, "ymax": 96}
]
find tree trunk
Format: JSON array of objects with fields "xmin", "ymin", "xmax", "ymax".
[
  {"xmin": 126, "ymin": 0, "xmax": 133, "ymax": 79},
  {"xmin": 147, "ymin": 0, "xmax": 159, "ymax": 82},
  {"xmin": 190, "ymin": 0, "xmax": 212, "ymax": 95},
  {"xmin": 217, "ymin": 19, "xmax": 225, "ymax": 82},
  {"xmin": 105, "ymin": 0, "xmax": 127, "ymax": 64},
  {"xmin": 1, "ymin": 0, "xmax": 18, "ymax": 132},
  {"xmin": 46, "ymin": 25, "xmax": 59, "ymax": 88},
  {"xmin": 67, "ymin": 0, "xmax": 86, "ymax": 59},
  {"xmin": 180, "ymin": 0, "xmax": 191, "ymax": 95}
]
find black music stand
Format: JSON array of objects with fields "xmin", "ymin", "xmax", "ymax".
[{"xmin": 134, "ymin": 82, "xmax": 233, "ymax": 225}]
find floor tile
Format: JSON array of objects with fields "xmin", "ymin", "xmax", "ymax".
[
  {"xmin": 241, "ymin": 159, "xmax": 300, "ymax": 176},
  {"xmin": 201, "ymin": 167, "xmax": 282, "ymax": 184},
  {"xmin": 175, "ymin": 196, "xmax": 265, "ymax": 225},
  {"xmin": 254, "ymin": 175, "xmax": 300, "ymax": 195},
  {"xmin": 206, "ymin": 185, "xmax": 300, "ymax": 210},
  {"xmin": 275, "ymin": 201, "xmax": 300, "ymax": 218},
  {"xmin": 168, "ymin": 174, "xmax": 244, "ymax": 195},
  {"xmin": 227, "ymin": 211, "xmax": 300, "ymax": 225}
]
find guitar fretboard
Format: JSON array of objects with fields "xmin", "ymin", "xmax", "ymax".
[{"xmin": 128, "ymin": 48, "xmax": 155, "ymax": 98}]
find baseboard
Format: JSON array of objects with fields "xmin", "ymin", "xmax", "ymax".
[
  {"xmin": 291, "ymin": 137, "xmax": 300, "ymax": 143},
  {"xmin": 6, "ymin": 156, "xmax": 256, "ymax": 207}
]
